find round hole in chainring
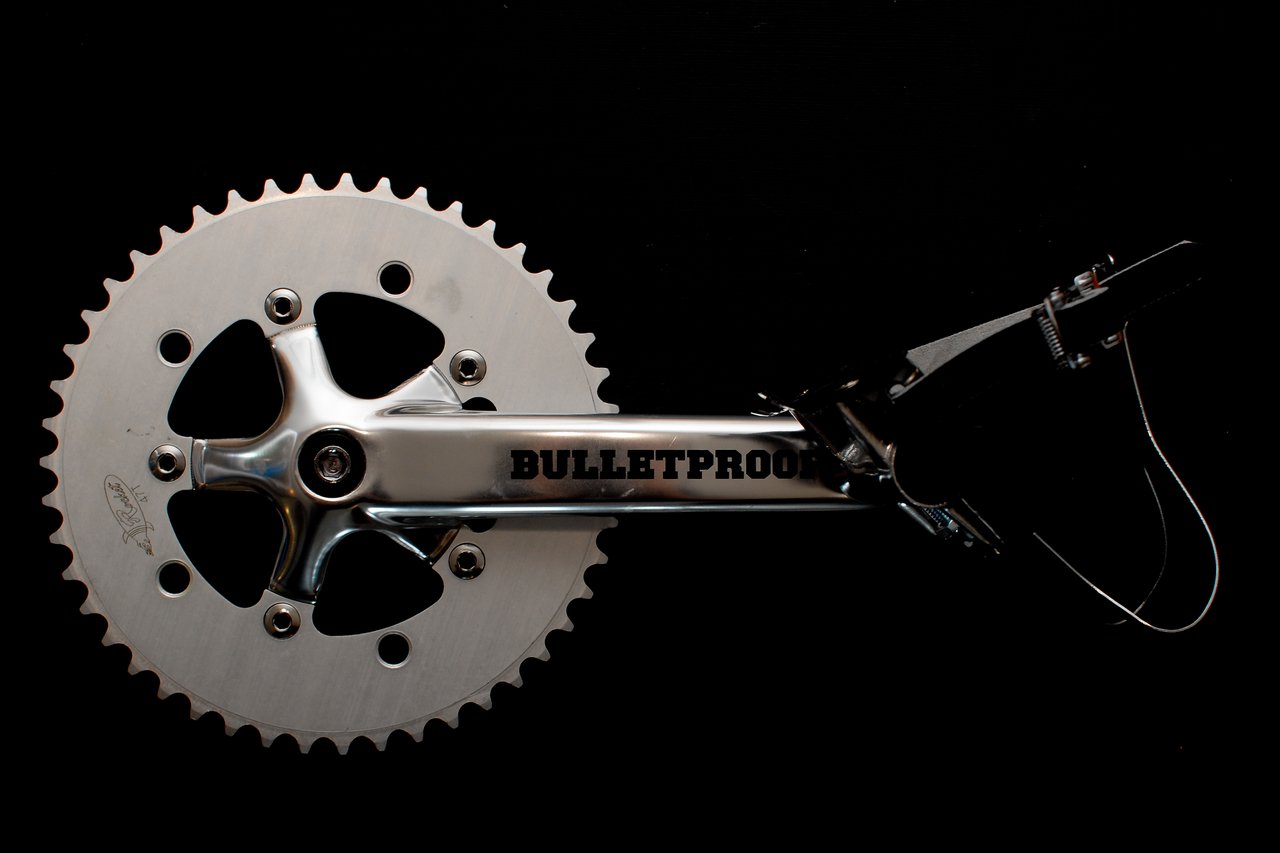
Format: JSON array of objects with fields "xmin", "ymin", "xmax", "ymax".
[
  {"xmin": 377, "ymin": 261, "xmax": 413, "ymax": 296},
  {"xmin": 158, "ymin": 330, "xmax": 193, "ymax": 366},
  {"xmin": 157, "ymin": 561, "xmax": 192, "ymax": 596}
]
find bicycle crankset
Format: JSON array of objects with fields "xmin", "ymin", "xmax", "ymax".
[{"xmin": 42, "ymin": 175, "xmax": 1213, "ymax": 751}]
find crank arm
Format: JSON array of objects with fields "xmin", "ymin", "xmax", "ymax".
[
  {"xmin": 196, "ymin": 412, "xmax": 863, "ymax": 514},
  {"xmin": 188, "ymin": 242, "xmax": 1204, "ymax": 604},
  {"xmin": 45, "ymin": 164, "xmax": 1224, "ymax": 754},
  {"xmin": 190, "ymin": 325, "xmax": 885, "ymax": 602},
  {"xmin": 194, "ymin": 407, "xmax": 881, "ymax": 601}
]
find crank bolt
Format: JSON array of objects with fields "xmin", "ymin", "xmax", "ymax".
[
  {"xmin": 314, "ymin": 445, "xmax": 352, "ymax": 483},
  {"xmin": 298, "ymin": 429, "xmax": 366, "ymax": 498},
  {"xmin": 265, "ymin": 288, "xmax": 302, "ymax": 325},
  {"xmin": 149, "ymin": 445, "xmax": 187, "ymax": 482},
  {"xmin": 450, "ymin": 350, "xmax": 487, "ymax": 386},
  {"xmin": 449, "ymin": 543, "xmax": 485, "ymax": 580},
  {"xmin": 264, "ymin": 602, "xmax": 301, "ymax": 639}
]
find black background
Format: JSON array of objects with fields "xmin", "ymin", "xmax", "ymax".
[{"xmin": 18, "ymin": 4, "xmax": 1257, "ymax": 805}]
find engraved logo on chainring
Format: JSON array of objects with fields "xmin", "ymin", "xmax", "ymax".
[{"xmin": 104, "ymin": 474, "xmax": 154, "ymax": 556}]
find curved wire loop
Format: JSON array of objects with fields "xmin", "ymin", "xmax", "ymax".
[{"xmin": 1033, "ymin": 322, "xmax": 1220, "ymax": 634}]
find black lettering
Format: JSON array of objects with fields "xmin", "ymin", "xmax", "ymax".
[
  {"xmin": 627, "ymin": 449, "xmax": 655, "ymax": 479},
  {"xmin": 655, "ymin": 449, "xmax": 685, "ymax": 479},
  {"xmin": 518, "ymin": 447, "xmax": 807, "ymax": 481},
  {"xmin": 600, "ymin": 449, "xmax": 627, "ymax": 479},
  {"xmin": 745, "ymin": 449, "xmax": 771, "ymax": 479},
  {"xmin": 511, "ymin": 450, "xmax": 539, "ymax": 479},
  {"xmin": 772, "ymin": 449, "xmax": 796, "ymax": 478},
  {"xmin": 715, "ymin": 449, "xmax": 744, "ymax": 479},
  {"xmin": 687, "ymin": 450, "xmax": 714, "ymax": 479},
  {"xmin": 539, "ymin": 449, "xmax": 570, "ymax": 479},
  {"xmin": 571, "ymin": 449, "xmax": 599, "ymax": 479}
]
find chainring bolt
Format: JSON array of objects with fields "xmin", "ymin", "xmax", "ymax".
[
  {"xmin": 265, "ymin": 288, "xmax": 302, "ymax": 325},
  {"xmin": 450, "ymin": 350, "xmax": 486, "ymax": 385},
  {"xmin": 264, "ymin": 602, "xmax": 301, "ymax": 639},
  {"xmin": 149, "ymin": 444, "xmax": 187, "ymax": 482},
  {"xmin": 449, "ymin": 543, "xmax": 485, "ymax": 580}
]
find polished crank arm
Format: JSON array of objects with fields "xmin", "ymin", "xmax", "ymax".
[
  {"xmin": 191, "ymin": 326, "xmax": 870, "ymax": 601},
  {"xmin": 182, "ymin": 242, "xmax": 1205, "ymax": 605}
]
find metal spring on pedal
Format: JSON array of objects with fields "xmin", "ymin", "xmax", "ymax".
[
  {"xmin": 922, "ymin": 506, "xmax": 960, "ymax": 534},
  {"xmin": 1034, "ymin": 305, "xmax": 1067, "ymax": 363}
]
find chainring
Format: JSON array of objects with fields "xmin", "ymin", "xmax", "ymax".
[{"xmin": 43, "ymin": 175, "xmax": 616, "ymax": 751}]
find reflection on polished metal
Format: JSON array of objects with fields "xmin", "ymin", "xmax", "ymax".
[
  {"xmin": 448, "ymin": 543, "xmax": 485, "ymax": 580},
  {"xmin": 263, "ymin": 602, "xmax": 301, "ymax": 639},
  {"xmin": 314, "ymin": 445, "xmax": 351, "ymax": 483},
  {"xmin": 192, "ymin": 322, "xmax": 859, "ymax": 602},
  {"xmin": 264, "ymin": 288, "xmax": 302, "ymax": 325},
  {"xmin": 43, "ymin": 171, "xmax": 1213, "ymax": 753},
  {"xmin": 449, "ymin": 349, "xmax": 486, "ymax": 385},
  {"xmin": 45, "ymin": 177, "xmax": 617, "ymax": 751},
  {"xmin": 148, "ymin": 444, "xmax": 186, "ymax": 482}
]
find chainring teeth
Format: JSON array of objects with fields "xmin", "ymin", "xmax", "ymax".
[
  {"xmin": 40, "ymin": 172, "xmax": 618, "ymax": 751},
  {"xmin": 243, "ymin": 524, "xmax": 614, "ymax": 754}
]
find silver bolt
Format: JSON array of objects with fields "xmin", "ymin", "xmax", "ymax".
[
  {"xmin": 314, "ymin": 445, "xmax": 352, "ymax": 483},
  {"xmin": 264, "ymin": 602, "xmax": 301, "ymax": 638},
  {"xmin": 450, "ymin": 350, "xmax": 487, "ymax": 386},
  {"xmin": 149, "ymin": 444, "xmax": 187, "ymax": 482},
  {"xmin": 1072, "ymin": 270, "xmax": 1099, "ymax": 292},
  {"xmin": 449, "ymin": 543, "xmax": 485, "ymax": 580},
  {"xmin": 265, "ymin": 288, "xmax": 302, "ymax": 325}
]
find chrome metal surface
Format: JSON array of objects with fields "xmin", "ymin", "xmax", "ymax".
[
  {"xmin": 264, "ymin": 602, "xmax": 301, "ymax": 638},
  {"xmin": 41, "ymin": 173, "xmax": 1220, "ymax": 752},
  {"xmin": 448, "ymin": 543, "xmax": 485, "ymax": 580},
  {"xmin": 314, "ymin": 445, "xmax": 352, "ymax": 483},
  {"xmin": 1073, "ymin": 270, "xmax": 1099, "ymax": 291},
  {"xmin": 265, "ymin": 288, "xmax": 302, "ymax": 325},
  {"xmin": 148, "ymin": 444, "xmax": 186, "ymax": 482},
  {"xmin": 43, "ymin": 176, "xmax": 618, "ymax": 751},
  {"xmin": 195, "ymin": 406, "xmax": 854, "ymax": 511},
  {"xmin": 185, "ymin": 317, "xmax": 858, "ymax": 603},
  {"xmin": 449, "ymin": 349, "xmax": 486, "ymax": 385}
]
